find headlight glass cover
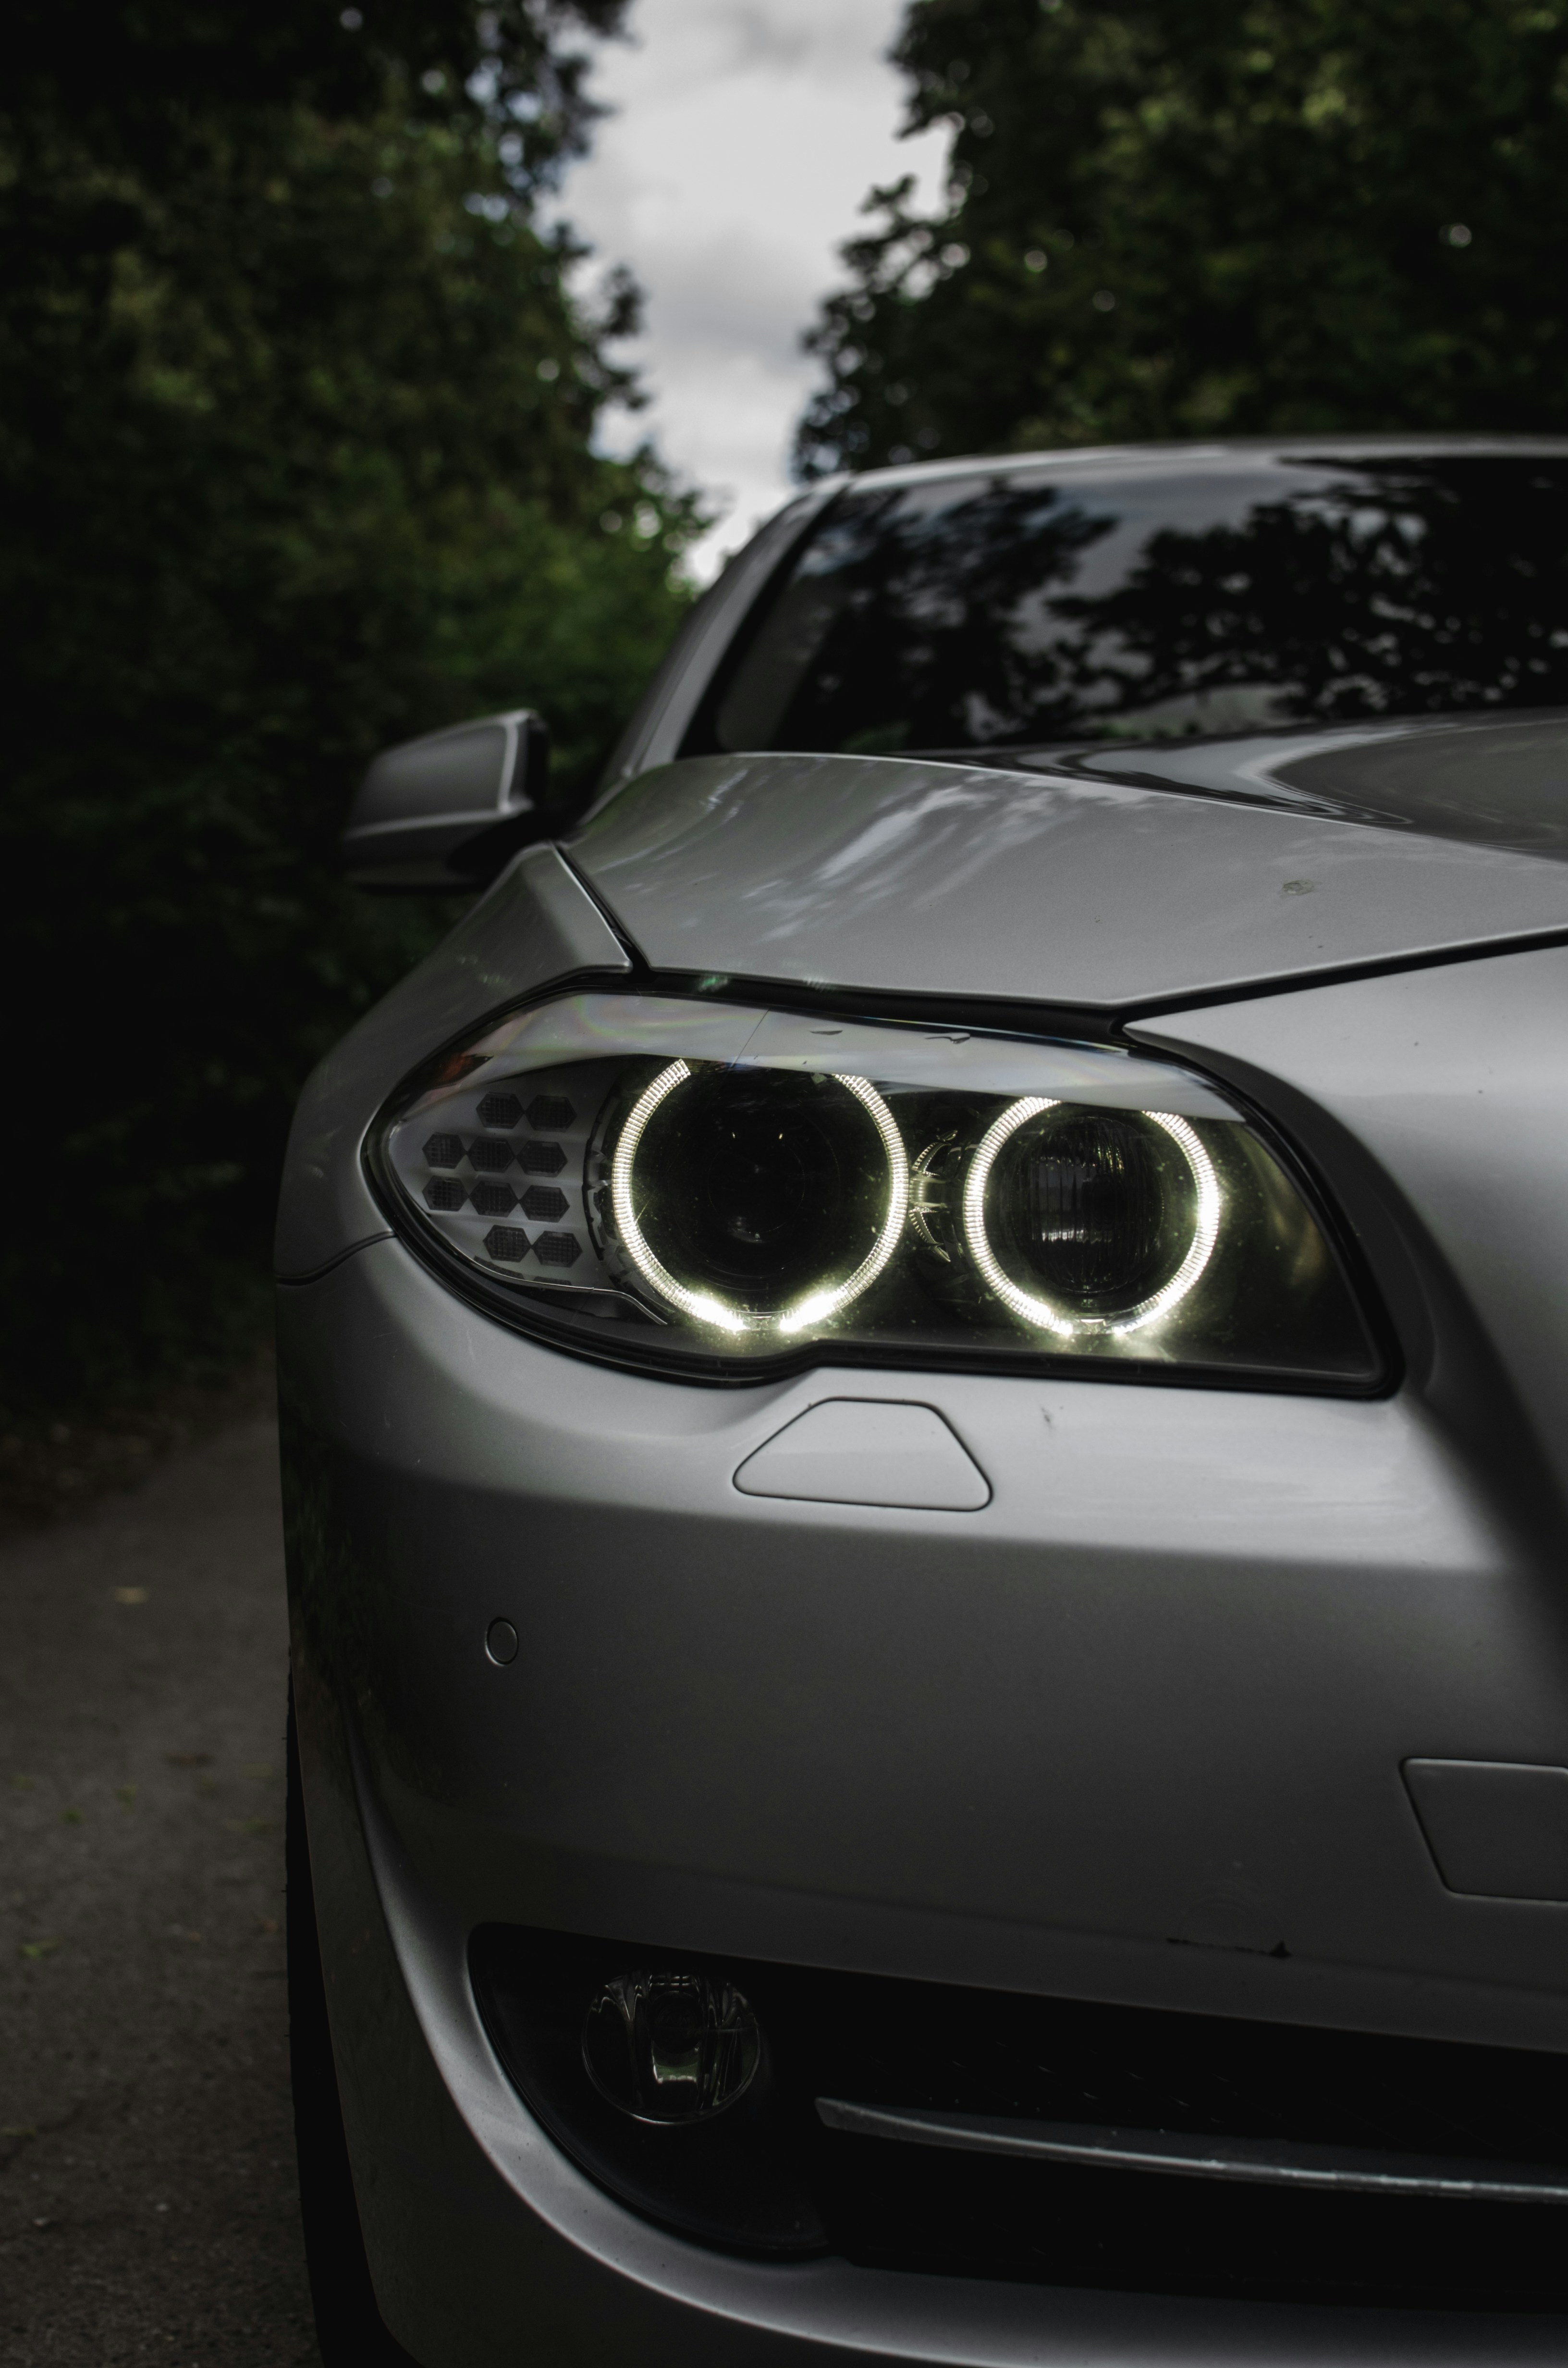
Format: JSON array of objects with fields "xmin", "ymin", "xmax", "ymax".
[{"xmin": 370, "ymin": 992, "xmax": 1384, "ymax": 1389}]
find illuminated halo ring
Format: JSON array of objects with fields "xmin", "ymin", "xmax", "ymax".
[
  {"xmin": 776, "ymin": 1073, "xmax": 909, "ymax": 1335},
  {"xmin": 961, "ymin": 1097, "xmax": 1221, "ymax": 1340},
  {"xmin": 609, "ymin": 1060, "xmax": 909, "ymax": 1338}
]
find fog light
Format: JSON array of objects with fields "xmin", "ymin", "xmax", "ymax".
[
  {"xmin": 471, "ymin": 1923, "xmax": 825, "ymax": 2254},
  {"xmin": 583, "ymin": 1971, "xmax": 761, "ymax": 2123}
]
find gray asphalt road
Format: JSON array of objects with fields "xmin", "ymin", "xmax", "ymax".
[{"xmin": 0, "ymin": 1414, "xmax": 321, "ymax": 2368}]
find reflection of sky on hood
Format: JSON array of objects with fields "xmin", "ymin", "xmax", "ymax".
[
  {"xmin": 592, "ymin": 757, "xmax": 1151, "ymax": 942},
  {"xmin": 797, "ymin": 772, "xmax": 1152, "ymax": 926},
  {"xmin": 574, "ymin": 750, "xmax": 1568, "ymax": 1006},
  {"xmin": 1065, "ymin": 712, "xmax": 1568, "ymax": 857}
]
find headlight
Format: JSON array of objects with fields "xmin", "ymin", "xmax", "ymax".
[
  {"xmin": 609, "ymin": 1063, "xmax": 907, "ymax": 1337},
  {"xmin": 368, "ymin": 992, "xmax": 1384, "ymax": 1389}
]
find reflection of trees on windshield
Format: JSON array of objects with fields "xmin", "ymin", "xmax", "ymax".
[
  {"xmin": 720, "ymin": 479, "xmax": 1115, "ymax": 752},
  {"xmin": 1055, "ymin": 460, "xmax": 1568, "ymax": 727},
  {"xmin": 710, "ymin": 457, "xmax": 1568, "ymax": 755}
]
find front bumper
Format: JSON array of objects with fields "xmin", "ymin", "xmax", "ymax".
[{"xmin": 281, "ymin": 1234, "xmax": 1568, "ymax": 2363}]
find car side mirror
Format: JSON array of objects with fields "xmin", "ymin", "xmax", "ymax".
[{"xmin": 341, "ymin": 709, "xmax": 556, "ymax": 891}]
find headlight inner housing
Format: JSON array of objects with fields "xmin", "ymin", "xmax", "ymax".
[
  {"xmin": 369, "ymin": 991, "xmax": 1384, "ymax": 1390},
  {"xmin": 963, "ymin": 1099, "xmax": 1221, "ymax": 1340},
  {"xmin": 609, "ymin": 1061, "xmax": 909, "ymax": 1337}
]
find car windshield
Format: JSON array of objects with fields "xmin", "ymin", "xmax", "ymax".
[{"xmin": 693, "ymin": 451, "xmax": 1568, "ymax": 755}]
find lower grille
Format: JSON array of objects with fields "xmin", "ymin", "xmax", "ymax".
[
  {"xmin": 472, "ymin": 1925, "xmax": 1568, "ymax": 2309},
  {"xmin": 816, "ymin": 2097, "xmax": 1568, "ymax": 2205}
]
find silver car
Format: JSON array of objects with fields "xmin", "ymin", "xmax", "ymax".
[{"xmin": 278, "ymin": 438, "xmax": 1568, "ymax": 2365}]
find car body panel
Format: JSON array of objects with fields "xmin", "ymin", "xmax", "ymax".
[
  {"xmin": 279, "ymin": 1204, "xmax": 1568, "ymax": 2053},
  {"xmin": 294, "ymin": 1636, "xmax": 1568, "ymax": 2368},
  {"xmin": 281, "ymin": 444, "xmax": 1568, "ymax": 2359},
  {"xmin": 1059, "ymin": 711, "xmax": 1568, "ymax": 858},
  {"xmin": 289, "ymin": 1649, "xmax": 1568, "ymax": 2367},
  {"xmin": 567, "ymin": 747, "xmax": 1568, "ymax": 1013},
  {"xmin": 1133, "ymin": 942, "xmax": 1568, "ymax": 1522}
]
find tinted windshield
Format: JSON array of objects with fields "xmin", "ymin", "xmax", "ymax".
[{"xmin": 693, "ymin": 452, "xmax": 1568, "ymax": 755}]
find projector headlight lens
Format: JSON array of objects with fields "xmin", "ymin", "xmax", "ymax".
[
  {"xmin": 610, "ymin": 1062, "xmax": 907, "ymax": 1337},
  {"xmin": 370, "ymin": 991, "xmax": 1383, "ymax": 1389},
  {"xmin": 964, "ymin": 1100, "xmax": 1220, "ymax": 1339}
]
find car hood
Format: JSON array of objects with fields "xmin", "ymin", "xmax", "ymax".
[{"xmin": 568, "ymin": 713, "xmax": 1568, "ymax": 1014}]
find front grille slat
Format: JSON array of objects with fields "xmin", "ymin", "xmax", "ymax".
[{"xmin": 817, "ymin": 2097, "xmax": 1568, "ymax": 2205}]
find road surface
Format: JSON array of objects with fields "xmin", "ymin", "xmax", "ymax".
[{"xmin": 0, "ymin": 1413, "xmax": 321, "ymax": 2367}]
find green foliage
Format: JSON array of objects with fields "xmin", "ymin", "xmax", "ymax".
[
  {"xmin": 798, "ymin": 0, "xmax": 1568, "ymax": 472},
  {"xmin": 0, "ymin": 0, "xmax": 699, "ymax": 1414}
]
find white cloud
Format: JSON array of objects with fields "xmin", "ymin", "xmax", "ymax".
[{"xmin": 559, "ymin": 0, "xmax": 948, "ymax": 578}]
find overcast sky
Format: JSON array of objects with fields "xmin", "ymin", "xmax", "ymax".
[{"xmin": 559, "ymin": 0, "xmax": 948, "ymax": 577}]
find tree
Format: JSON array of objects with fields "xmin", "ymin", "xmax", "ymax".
[
  {"xmin": 797, "ymin": 0, "xmax": 1568, "ymax": 475},
  {"xmin": 0, "ymin": 1, "xmax": 699, "ymax": 1414}
]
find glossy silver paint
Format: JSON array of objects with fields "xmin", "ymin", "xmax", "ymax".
[
  {"xmin": 285, "ymin": 1217, "xmax": 1566, "ymax": 2047},
  {"xmin": 294, "ymin": 1661, "xmax": 1568, "ymax": 2366},
  {"xmin": 569, "ymin": 744, "xmax": 1568, "ymax": 1011},
  {"xmin": 1062, "ymin": 709, "xmax": 1568, "ymax": 857},
  {"xmin": 279, "ymin": 446, "xmax": 1568, "ymax": 2361},
  {"xmin": 1134, "ymin": 943, "xmax": 1568, "ymax": 1517},
  {"xmin": 283, "ymin": 1127, "xmax": 1567, "ymax": 2356}
]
